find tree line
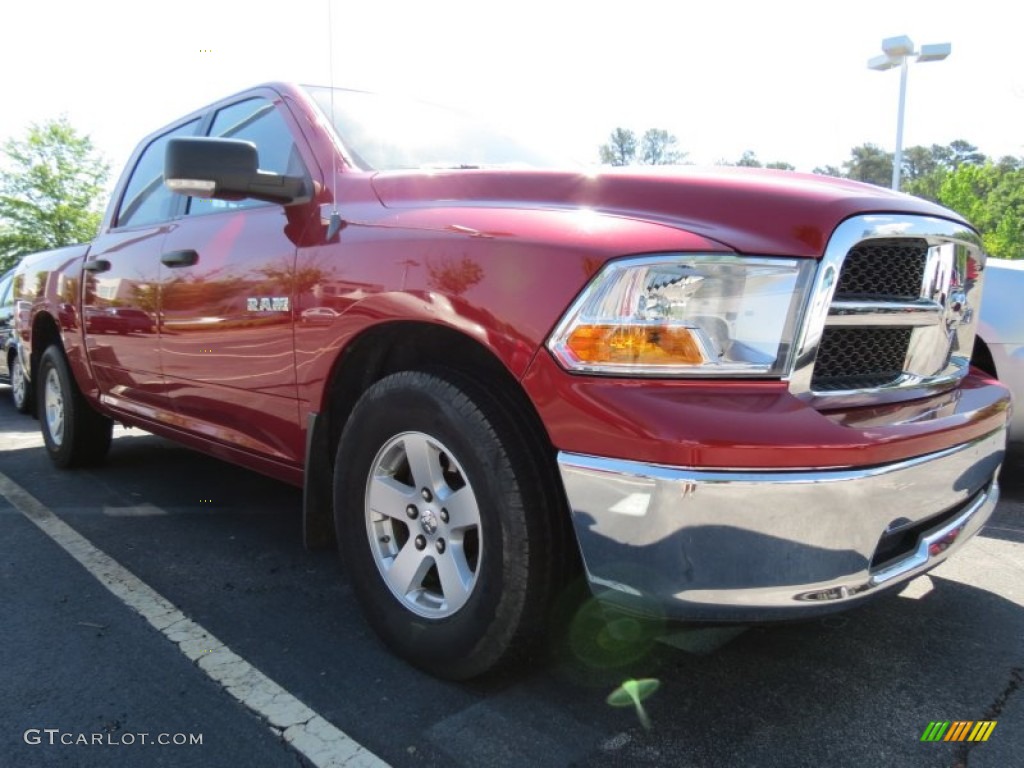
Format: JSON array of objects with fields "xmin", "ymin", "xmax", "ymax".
[
  {"xmin": 814, "ymin": 140, "xmax": 1023, "ymax": 260},
  {"xmin": 599, "ymin": 127, "xmax": 1023, "ymax": 260}
]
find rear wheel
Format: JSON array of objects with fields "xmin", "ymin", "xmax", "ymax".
[
  {"xmin": 334, "ymin": 370, "xmax": 561, "ymax": 679},
  {"xmin": 38, "ymin": 345, "xmax": 113, "ymax": 468},
  {"xmin": 11, "ymin": 352, "xmax": 32, "ymax": 414}
]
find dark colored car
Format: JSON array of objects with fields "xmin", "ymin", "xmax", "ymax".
[
  {"xmin": 84, "ymin": 306, "xmax": 156, "ymax": 335},
  {"xmin": 1, "ymin": 267, "xmax": 32, "ymax": 413}
]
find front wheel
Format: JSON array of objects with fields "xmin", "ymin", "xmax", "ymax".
[
  {"xmin": 11, "ymin": 352, "xmax": 33, "ymax": 414},
  {"xmin": 38, "ymin": 345, "xmax": 113, "ymax": 468},
  {"xmin": 334, "ymin": 370, "xmax": 562, "ymax": 680}
]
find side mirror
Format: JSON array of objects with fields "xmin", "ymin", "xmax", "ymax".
[{"xmin": 164, "ymin": 137, "xmax": 311, "ymax": 206}]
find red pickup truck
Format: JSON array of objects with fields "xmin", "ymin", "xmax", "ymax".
[{"xmin": 14, "ymin": 83, "xmax": 1010, "ymax": 679}]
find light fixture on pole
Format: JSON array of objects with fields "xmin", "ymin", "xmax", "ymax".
[{"xmin": 868, "ymin": 35, "xmax": 951, "ymax": 191}]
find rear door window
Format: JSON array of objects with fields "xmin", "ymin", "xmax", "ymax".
[{"xmin": 116, "ymin": 119, "xmax": 201, "ymax": 228}]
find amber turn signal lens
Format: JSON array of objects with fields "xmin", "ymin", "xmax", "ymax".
[{"xmin": 565, "ymin": 324, "xmax": 705, "ymax": 365}]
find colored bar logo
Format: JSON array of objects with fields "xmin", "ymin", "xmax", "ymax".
[{"xmin": 920, "ymin": 721, "xmax": 997, "ymax": 742}]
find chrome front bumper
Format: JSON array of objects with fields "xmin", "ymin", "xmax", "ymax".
[{"xmin": 558, "ymin": 429, "xmax": 1005, "ymax": 620}]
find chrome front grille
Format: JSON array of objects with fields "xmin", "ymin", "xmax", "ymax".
[{"xmin": 789, "ymin": 215, "xmax": 986, "ymax": 408}]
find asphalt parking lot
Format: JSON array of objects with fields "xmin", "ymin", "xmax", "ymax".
[{"xmin": 1, "ymin": 389, "xmax": 1021, "ymax": 768}]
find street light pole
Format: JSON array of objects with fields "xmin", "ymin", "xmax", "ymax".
[
  {"xmin": 868, "ymin": 36, "xmax": 951, "ymax": 191},
  {"xmin": 892, "ymin": 56, "xmax": 909, "ymax": 190}
]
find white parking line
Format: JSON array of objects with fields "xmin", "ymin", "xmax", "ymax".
[{"xmin": 0, "ymin": 471, "xmax": 389, "ymax": 768}]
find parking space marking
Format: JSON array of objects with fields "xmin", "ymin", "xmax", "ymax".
[{"xmin": 0, "ymin": 471, "xmax": 389, "ymax": 768}]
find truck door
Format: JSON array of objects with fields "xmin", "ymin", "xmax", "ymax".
[
  {"xmin": 85, "ymin": 119, "xmax": 201, "ymax": 421},
  {"xmin": 156, "ymin": 95, "xmax": 317, "ymax": 464}
]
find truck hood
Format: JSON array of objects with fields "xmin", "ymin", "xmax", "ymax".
[{"xmin": 370, "ymin": 166, "xmax": 968, "ymax": 258}]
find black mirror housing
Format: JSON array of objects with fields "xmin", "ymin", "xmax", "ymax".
[{"xmin": 164, "ymin": 137, "xmax": 311, "ymax": 205}]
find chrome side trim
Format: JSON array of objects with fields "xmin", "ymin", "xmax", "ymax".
[
  {"xmin": 558, "ymin": 427, "xmax": 1005, "ymax": 619},
  {"xmin": 789, "ymin": 215, "xmax": 985, "ymax": 408}
]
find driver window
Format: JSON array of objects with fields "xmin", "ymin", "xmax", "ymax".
[{"xmin": 188, "ymin": 98, "xmax": 306, "ymax": 216}]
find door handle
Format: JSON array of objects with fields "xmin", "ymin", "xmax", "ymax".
[
  {"xmin": 83, "ymin": 259, "xmax": 111, "ymax": 273},
  {"xmin": 161, "ymin": 249, "xmax": 199, "ymax": 267}
]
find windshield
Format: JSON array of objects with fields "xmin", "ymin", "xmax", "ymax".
[{"xmin": 303, "ymin": 86, "xmax": 566, "ymax": 172}]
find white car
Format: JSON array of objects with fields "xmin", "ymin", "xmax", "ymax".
[
  {"xmin": 300, "ymin": 306, "xmax": 342, "ymax": 323},
  {"xmin": 975, "ymin": 257, "xmax": 1024, "ymax": 441}
]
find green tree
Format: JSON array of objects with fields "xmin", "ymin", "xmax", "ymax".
[
  {"xmin": 0, "ymin": 117, "xmax": 109, "ymax": 272},
  {"xmin": 640, "ymin": 128, "xmax": 685, "ymax": 165},
  {"xmin": 598, "ymin": 128, "xmax": 638, "ymax": 166},
  {"xmin": 736, "ymin": 150, "xmax": 762, "ymax": 168},
  {"xmin": 901, "ymin": 145, "xmax": 944, "ymax": 201},
  {"xmin": 996, "ymin": 155, "xmax": 1023, "ymax": 172},
  {"xmin": 901, "ymin": 145, "xmax": 940, "ymax": 182},
  {"xmin": 843, "ymin": 143, "xmax": 893, "ymax": 187},
  {"xmin": 946, "ymin": 139, "xmax": 986, "ymax": 170},
  {"xmin": 937, "ymin": 162, "xmax": 1024, "ymax": 259},
  {"xmin": 719, "ymin": 151, "xmax": 793, "ymax": 170},
  {"xmin": 812, "ymin": 164, "xmax": 844, "ymax": 178},
  {"xmin": 599, "ymin": 127, "xmax": 686, "ymax": 166},
  {"xmin": 901, "ymin": 140, "xmax": 994, "ymax": 203}
]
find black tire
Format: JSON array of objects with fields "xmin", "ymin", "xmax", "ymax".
[
  {"xmin": 37, "ymin": 345, "xmax": 113, "ymax": 468},
  {"xmin": 10, "ymin": 351, "xmax": 33, "ymax": 414},
  {"xmin": 334, "ymin": 370, "xmax": 562, "ymax": 680},
  {"xmin": 971, "ymin": 337, "xmax": 997, "ymax": 378}
]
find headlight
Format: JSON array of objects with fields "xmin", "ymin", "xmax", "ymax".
[{"xmin": 547, "ymin": 254, "xmax": 815, "ymax": 376}]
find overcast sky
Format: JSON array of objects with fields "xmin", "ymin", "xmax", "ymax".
[{"xmin": 2, "ymin": 0, "xmax": 1021, "ymax": 179}]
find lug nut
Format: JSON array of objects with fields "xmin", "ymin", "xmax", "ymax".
[
  {"xmin": 440, "ymin": 508, "xmax": 449, "ymax": 523},
  {"xmin": 415, "ymin": 535, "xmax": 426, "ymax": 550},
  {"xmin": 435, "ymin": 538, "xmax": 446, "ymax": 554},
  {"xmin": 421, "ymin": 488, "xmax": 433, "ymax": 502},
  {"xmin": 380, "ymin": 535, "xmax": 391, "ymax": 544},
  {"xmin": 406, "ymin": 505, "xmax": 418, "ymax": 519}
]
